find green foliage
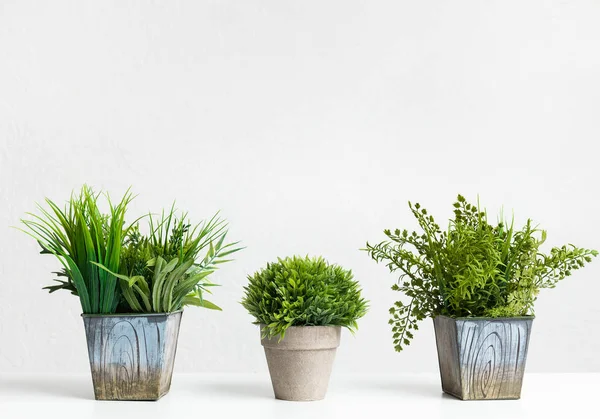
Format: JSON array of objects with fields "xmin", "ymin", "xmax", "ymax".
[
  {"xmin": 365, "ymin": 195, "xmax": 597, "ymax": 352},
  {"xmin": 95, "ymin": 207, "xmax": 242, "ymax": 313},
  {"xmin": 20, "ymin": 185, "xmax": 135, "ymax": 314},
  {"xmin": 241, "ymin": 256, "xmax": 368, "ymax": 339},
  {"xmin": 20, "ymin": 186, "xmax": 242, "ymax": 314}
]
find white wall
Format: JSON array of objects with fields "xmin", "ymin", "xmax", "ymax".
[{"xmin": 1, "ymin": 0, "xmax": 599, "ymax": 375}]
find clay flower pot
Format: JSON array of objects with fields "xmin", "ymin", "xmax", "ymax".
[{"xmin": 260, "ymin": 325, "xmax": 341, "ymax": 401}]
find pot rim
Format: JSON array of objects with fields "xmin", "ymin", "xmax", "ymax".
[
  {"xmin": 258, "ymin": 324, "xmax": 343, "ymax": 332},
  {"xmin": 434, "ymin": 314, "xmax": 535, "ymax": 321},
  {"xmin": 260, "ymin": 324, "xmax": 342, "ymax": 350},
  {"xmin": 81, "ymin": 309, "xmax": 183, "ymax": 318}
]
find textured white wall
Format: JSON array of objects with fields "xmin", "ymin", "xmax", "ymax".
[{"xmin": 1, "ymin": 1, "xmax": 599, "ymax": 375}]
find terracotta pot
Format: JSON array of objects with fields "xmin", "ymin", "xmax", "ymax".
[{"xmin": 261, "ymin": 325, "xmax": 341, "ymax": 401}]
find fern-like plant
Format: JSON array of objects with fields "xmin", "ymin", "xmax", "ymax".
[
  {"xmin": 365, "ymin": 195, "xmax": 597, "ymax": 352},
  {"xmin": 241, "ymin": 255, "xmax": 368, "ymax": 339}
]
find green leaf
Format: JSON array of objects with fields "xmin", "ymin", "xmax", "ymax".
[{"xmin": 182, "ymin": 295, "xmax": 222, "ymax": 311}]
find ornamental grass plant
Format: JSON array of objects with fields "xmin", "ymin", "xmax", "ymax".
[{"xmin": 20, "ymin": 186, "xmax": 241, "ymax": 314}]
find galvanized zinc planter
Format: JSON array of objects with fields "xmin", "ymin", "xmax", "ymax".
[
  {"xmin": 433, "ymin": 315, "xmax": 533, "ymax": 400},
  {"xmin": 82, "ymin": 311, "xmax": 183, "ymax": 401},
  {"xmin": 261, "ymin": 325, "xmax": 341, "ymax": 401}
]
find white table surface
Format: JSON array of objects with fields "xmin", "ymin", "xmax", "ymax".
[{"xmin": 0, "ymin": 373, "xmax": 595, "ymax": 418}]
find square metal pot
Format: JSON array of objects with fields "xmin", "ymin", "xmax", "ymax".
[
  {"xmin": 82, "ymin": 311, "xmax": 183, "ymax": 401},
  {"xmin": 433, "ymin": 315, "xmax": 534, "ymax": 400}
]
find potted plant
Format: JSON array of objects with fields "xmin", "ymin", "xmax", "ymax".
[
  {"xmin": 365, "ymin": 195, "xmax": 597, "ymax": 400},
  {"xmin": 241, "ymin": 255, "xmax": 368, "ymax": 401},
  {"xmin": 20, "ymin": 186, "xmax": 241, "ymax": 400}
]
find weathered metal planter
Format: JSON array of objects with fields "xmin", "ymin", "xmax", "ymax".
[
  {"xmin": 433, "ymin": 315, "xmax": 534, "ymax": 400},
  {"xmin": 82, "ymin": 311, "xmax": 183, "ymax": 401},
  {"xmin": 261, "ymin": 325, "xmax": 341, "ymax": 401}
]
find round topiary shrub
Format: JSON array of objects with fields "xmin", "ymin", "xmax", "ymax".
[{"xmin": 241, "ymin": 255, "xmax": 368, "ymax": 338}]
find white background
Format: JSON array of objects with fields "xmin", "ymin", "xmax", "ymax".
[{"xmin": 1, "ymin": 0, "xmax": 599, "ymax": 376}]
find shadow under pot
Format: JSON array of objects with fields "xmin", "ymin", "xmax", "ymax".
[
  {"xmin": 261, "ymin": 325, "xmax": 341, "ymax": 401},
  {"xmin": 82, "ymin": 311, "xmax": 183, "ymax": 401},
  {"xmin": 433, "ymin": 315, "xmax": 534, "ymax": 400}
]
